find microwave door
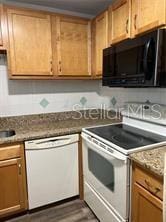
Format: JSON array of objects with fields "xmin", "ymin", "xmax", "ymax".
[
  {"xmin": 115, "ymin": 43, "xmax": 139, "ymax": 81},
  {"xmin": 102, "ymin": 47, "xmax": 118, "ymax": 86},
  {"xmin": 143, "ymin": 38, "xmax": 156, "ymax": 85}
]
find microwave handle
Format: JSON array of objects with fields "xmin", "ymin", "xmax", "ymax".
[
  {"xmin": 143, "ymin": 38, "xmax": 156, "ymax": 81},
  {"xmin": 143, "ymin": 39, "xmax": 151, "ymax": 75}
]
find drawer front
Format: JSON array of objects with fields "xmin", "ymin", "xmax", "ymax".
[
  {"xmin": 134, "ymin": 166, "xmax": 163, "ymax": 200},
  {"xmin": 0, "ymin": 145, "xmax": 21, "ymax": 161}
]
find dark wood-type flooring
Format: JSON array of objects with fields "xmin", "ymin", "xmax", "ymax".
[{"xmin": 5, "ymin": 199, "xmax": 99, "ymax": 222}]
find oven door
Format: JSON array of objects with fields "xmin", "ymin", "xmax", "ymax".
[{"xmin": 82, "ymin": 132, "xmax": 130, "ymax": 220}]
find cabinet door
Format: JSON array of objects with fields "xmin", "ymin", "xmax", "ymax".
[
  {"xmin": 0, "ymin": 5, "xmax": 3, "ymax": 46},
  {"xmin": 94, "ymin": 11, "xmax": 108, "ymax": 76},
  {"xmin": 7, "ymin": 8, "xmax": 53, "ymax": 76},
  {"xmin": 0, "ymin": 158, "xmax": 27, "ymax": 217},
  {"xmin": 56, "ymin": 16, "xmax": 91, "ymax": 76},
  {"xmin": 111, "ymin": 0, "xmax": 131, "ymax": 44},
  {"xmin": 132, "ymin": 183, "xmax": 163, "ymax": 222},
  {"xmin": 132, "ymin": 0, "xmax": 166, "ymax": 36}
]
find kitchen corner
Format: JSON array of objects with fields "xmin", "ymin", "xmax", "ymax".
[{"xmin": 130, "ymin": 146, "xmax": 166, "ymax": 178}]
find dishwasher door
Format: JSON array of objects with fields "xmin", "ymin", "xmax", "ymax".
[{"xmin": 25, "ymin": 134, "xmax": 79, "ymax": 210}]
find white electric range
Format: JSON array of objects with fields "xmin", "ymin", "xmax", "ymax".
[{"xmin": 81, "ymin": 102, "xmax": 166, "ymax": 222}]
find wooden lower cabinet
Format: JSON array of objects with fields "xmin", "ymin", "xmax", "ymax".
[
  {"xmin": 132, "ymin": 164, "xmax": 163, "ymax": 222},
  {"xmin": 133, "ymin": 183, "xmax": 162, "ymax": 222},
  {"xmin": 0, "ymin": 144, "xmax": 27, "ymax": 218}
]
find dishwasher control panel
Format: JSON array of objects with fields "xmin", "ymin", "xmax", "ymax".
[{"xmin": 25, "ymin": 134, "xmax": 79, "ymax": 150}]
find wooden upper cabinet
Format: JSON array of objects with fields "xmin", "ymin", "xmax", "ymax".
[
  {"xmin": 110, "ymin": 0, "xmax": 131, "ymax": 44},
  {"xmin": 52, "ymin": 15, "xmax": 91, "ymax": 76},
  {"xmin": 0, "ymin": 5, "xmax": 7, "ymax": 49},
  {"xmin": 7, "ymin": 8, "xmax": 53, "ymax": 77},
  {"xmin": 0, "ymin": 5, "xmax": 3, "ymax": 47},
  {"xmin": 93, "ymin": 11, "xmax": 108, "ymax": 76},
  {"xmin": 132, "ymin": 0, "xmax": 166, "ymax": 36}
]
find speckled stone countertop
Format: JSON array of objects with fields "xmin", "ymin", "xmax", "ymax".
[
  {"xmin": 130, "ymin": 146, "xmax": 166, "ymax": 177},
  {"xmin": 0, "ymin": 110, "xmax": 121, "ymax": 145}
]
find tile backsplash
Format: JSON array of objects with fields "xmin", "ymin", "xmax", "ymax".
[
  {"xmin": 0, "ymin": 54, "xmax": 165, "ymax": 117},
  {"xmin": 0, "ymin": 55, "xmax": 109, "ymax": 117},
  {"xmin": 99, "ymin": 86, "xmax": 166, "ymax": 109}
]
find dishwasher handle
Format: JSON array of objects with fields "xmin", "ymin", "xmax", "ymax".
[
  {"xmin": 36, "ymin": 137, "xmax": 72, "ymax": 145},
  {"xmin": 25, "ymin": 134, "xmax": 79, "ymax": 150}
]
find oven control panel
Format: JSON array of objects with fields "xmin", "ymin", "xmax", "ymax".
[{"xmin": 82, "ymin": 132, "xmax": 128, "ymax": 162}]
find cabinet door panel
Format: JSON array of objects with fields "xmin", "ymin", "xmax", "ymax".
[
  {"xmin": 57, "ymin": 16, "xmax": 90, "ymax": 76},
  {"xmin": 7, "ymin": 9, "xmax": 52, "ymax": 76},
  {"xmin": 132, "ymin": 183, "xmax": 163, "ymax": 222},
  {"xmin": 0, "ymin": 158, "xmax": 26, "ymax": 216},
  {"xmin": 111, "ymin": 0, "xmax": 131, "ymax": 44},
  {"xmin": 95, "ymin": 11, "xmax": 108, "ymax": 75},
  {"xmin": 133, "ymin": 0, "xmax": 165, "ymax": 36}
]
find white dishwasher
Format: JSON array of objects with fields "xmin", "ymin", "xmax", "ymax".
[{"xmin": 25, "ymin": 134, "xmax": 79, "ymax": 210}]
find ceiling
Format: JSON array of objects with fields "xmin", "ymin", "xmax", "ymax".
[{"xmin": 4, "ymin": 0, "xmax": 114, "ymax": 16}]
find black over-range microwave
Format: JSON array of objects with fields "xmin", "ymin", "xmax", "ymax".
[{"xmin": 103, "ymin": 29, "xmax": 166, "ymax": 87}]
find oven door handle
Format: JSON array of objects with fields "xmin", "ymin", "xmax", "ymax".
[{"xmin": 82, "ymin": 134, "xmax": 127, "ymax": 162}]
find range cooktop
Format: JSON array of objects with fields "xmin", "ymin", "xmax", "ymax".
[{"xmin": 84, "ymin": 123, "xmax": 166, "ymax": 150}]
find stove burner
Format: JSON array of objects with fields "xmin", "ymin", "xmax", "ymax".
[{"xmin": 112, "ymin": 132, "xmax": 143, "ymax": 146}]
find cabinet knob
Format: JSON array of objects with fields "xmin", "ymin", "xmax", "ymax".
[{"xmin": 144, "ymin": 179, "xmax": 161, "ymax": 195}]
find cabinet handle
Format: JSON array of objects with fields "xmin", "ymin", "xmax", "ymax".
[
  {"xmin": 126, "ymin": 19, "xmax": 129, "ymax": 34},
  {"xmin": 59, "ymin": 61, "xmax": 62, "ymax": 73},
  {"xmin": 50, "ymin": 61, "xmax": 53, "ymax": 74},
  {"xmin": 134, "ymin": 14, "xmax": 137, "ymax": 30},
  {"xmin": 18, "ymin": 163, "xmax": 21, "ymax": 175},
  {"xmin": 144, "ymin": 179, "xmax": 161, "ymax": 195}
]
